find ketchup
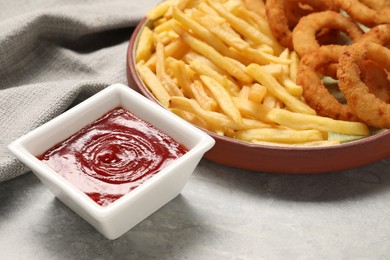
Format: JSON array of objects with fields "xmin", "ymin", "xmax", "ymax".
[{"xmin": 38, "ymin": 107, "xmax": 187, "ymax": 207}]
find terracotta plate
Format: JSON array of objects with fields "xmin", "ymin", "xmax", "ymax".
[{"xmin": 126, "ymin": 18, "xmax": 390, "ymax": 174}]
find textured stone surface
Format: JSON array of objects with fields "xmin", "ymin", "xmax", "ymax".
[{"xmin": 1, "ymin": 158, "xmax": 390, "ymax": 259}]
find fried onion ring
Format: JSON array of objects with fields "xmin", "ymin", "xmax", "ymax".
[
  {"xmin": 337, "ymin": 41, "xmax": 390, "ymax": 128},
  {"xmin": 319, "ymin": 58, "xmax": 390, "ymax": 103},
  {"xmin": 297, "ymin": 45, "xmax": 360, "ymax": 121},
  {"xmin": 360, "ymin": 24, "xmax": 390, "ymax": 46},
  {"xmin": 360, "ymin": 60, "xmax": 390, "ymax": 103},
  {"xmin": 350, "ymin": 25, "xmax": 390, "ymax": 102},
  {"xmin": 335, "ymin": 0, "xmax": 390, "ymax": 27},
  {"xmin": 265, "ymin": 0, "xmax": 337, "ymax": 50},
  {"xmin": 292, "ymin": 11, "xmax": 364, "ymax": 57}
]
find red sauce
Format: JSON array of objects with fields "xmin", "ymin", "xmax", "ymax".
[{"xmin": 38, "ymin": 107, "xmax": 187, "ymax": 207}]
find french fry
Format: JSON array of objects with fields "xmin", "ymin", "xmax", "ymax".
[
  {"xmin": 166, "ymin": 57, "xmax": 194, "ymax": 98},
  {"xmin": 224, "ymin": 56, "xmax": 248, "ymax": 73},
  {"xmin": 267, "ymin": 109, "xmax": 370, "ymax": 136},
  {"xmin": 169, "ymin": 96, "xmax": 240, "ymax": 131},
  {"xmin": 242, "ymin": 0, "xmax": 266, "ymax": 17},
  {"xmin": 281, "ymin": 77, "xmax": 303, "ymax": 96},
  {"xmin": 153, "ymin": 17, "xmax": 169, "ymax": 28},
  {"xmin": 259, "ymin": 64, "xmax": 285, "ymax": 78},
  {"xmin": 170, "ymin": 96, "xmax": 268, "ymax": 131},
  {"xmin": 274, "ymin": 50, "xmax": 303, "ymax": 96},
  {"xmin": 188, "ymin": 58, "xmax": 240, "ymax": 95},
  {"xmin": 155, "ymin": 30, "xmax": 178, "ymax": 45},
  {"xmin": 238, "ymin": 85, "xmax": 250, "ymax": 99},
  {"xmin": 191, "ymin": 79, "xmax": 218, "ymax": 111},
  {"xmin": 176, "ymin": 0, "xmax": 191, "ymax": 10},
  {"xmin": 197, "ymin": 2, "xmax": 220, "ymax": 16},
  {"xmin": 154, "ymin": 19, "xmax": 174, "ymax": 34},
  {"xmin": 159, "ymin": 73, "xmax": 184, "ymax": 97},
  {"xmin": 242, "ymin": 47, "xmax": 291, "ymax": 65},
  {"xmin": 251, "ymin": 140, "xmax": 341, "ymax": 147},
  {"xmin": 185, "ymin": 0, "xmax": 204, "ymax": 9},
  {"xmin": 177, "ymin": 29, "xmax": 253, "ymax": 83},
  {"xmin": 289, "ymin": 51, "xmax": 300, "ymax": 83},
  {"xmin": 193, "ymin": 11, "xmax": 250, "ymax": 51},
  {"xmin": 193, "ymin": 11, "xmax": 290, "ymax": 65},
  {"xmin": 155, "ymin": 40, "xmax": 165, "ymax": 78},
  {"xmin": 135, "ymin": 26, "xmax": 154, "ymax": 63},
  {"xmin": 169, "ymin": 108, "xmax": 209, "ymax": 129},
  {"xmin": 207, "ymin": 0, "xmax": 274, "ymax": 46},
  {"xmin": 256, "ymin": 44, "xmax": 274, "ymax": 54},
  {"xmin": 145, "ymin": 37, "xmax": 189, "ymax": 70},
  {"xmin": 146, "ymin": 0, "xmax": 173, "ymax": 20},
  {"xmin": 232, "ymin": 5, "xmax": 273, "ymax": 41},
  {"xmin": 222, "ymin": 0, "xmax": 241, "ymax": 12},
  {"xmin": 232, "ymin": 97, "xmax": 273, "ymax": 123},
  {"xmin": 200, "ymin": 75, "xmax": 242, "ymax": 124},
  {"xmin": 241, "ymin": 118, "xmax": 271, "ymax": 129},
  {"xmin": 246, "ymin": 64, "xmax": 316, "ymax": 115},
  {"xmin": 262, "ymin": 94, "xmax": 278, "ymax": 109},
  {"xmin": 248, "ymin": 83, "xmax": 267, "ymax": 103},
  {"xmin": 235, "ymin": 128, "xmax": 324, "ymax": 143},
  {"xmin": 172, "ymin": 7, "xmax": 243, "ymax": 62},
  {"xmin": 278, "ymin": 48, "xmax": 290, "ymax": 72},
  {"xmin": 136, "ymin": 62, "xmax": 170, "ymax": 107}
]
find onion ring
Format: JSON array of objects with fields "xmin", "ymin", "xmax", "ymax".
[
  {"xmin": 337, "ymin": 41, "xmax": 390, "ymax": 128},
  {"xmin": 355, "ymin": 24, "xmax": 390, "ymax": 101},
  {"xmin": 334, "ymin": 0, "xmax": 390, "ymax": 27},
  {"xmin": 265, "ymin": 0, "xmax": 337, "ymax": 50},
  {"xmin": 284, "ymin": 1, "xmax": 316, "ymax": 26},
  {"xmin": 292, "ymin": 11, "xmax": 364, "ymax": 57},
  {"xmin": 319, "ymin": 57, "xmax": 390, "ymax": 103},
  {"xmin": 297, "ymin": 45, "xmax": 359, "ymax": 121},
  {"xmin": 360, "ymin": 60, "xmax": 390, "ymax": 103},
  {"xmin": 360, "ymin": 24, "xmax": 390, "ymax": 45}
]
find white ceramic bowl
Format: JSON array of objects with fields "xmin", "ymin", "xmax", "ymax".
[{"xmin": 8, "ymin": 83, "xmax": 215, "ymax": 240}]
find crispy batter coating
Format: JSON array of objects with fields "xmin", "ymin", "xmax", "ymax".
[
  {"xmin": 297, "ymin": 45, "xmax": 360, "ymax": 121},
  {"xmin": 360, "ymin": 24, "xmax": 390, "ymax": 44},
  {"xmin": 292, "ymin": 11, "xmax": 364, "ymax": 57},
  {"xmin": 265, "ymin": 0, "xmax": 337, "ymax": 50},
  {"xmin": 334, "ymin": 0, "xmax": 390, "ymax": 27},
  {"xmin": 337, "ymin": 41, "xmax": 390, "ymax": 128}
]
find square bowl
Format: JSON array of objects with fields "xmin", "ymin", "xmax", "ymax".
[{"xmin": 8, "ymin": 83, "xmax": 215, "ymax": 240}]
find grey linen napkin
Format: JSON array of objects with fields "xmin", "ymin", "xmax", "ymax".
[{"xmin": 0, "ymin": 0, "xmax": 161, "ymax": 182}]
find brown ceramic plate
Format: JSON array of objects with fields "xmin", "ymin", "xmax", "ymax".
[{"xmin": 126, "ymin": 18, "xmax": 390, "ymax": 174}]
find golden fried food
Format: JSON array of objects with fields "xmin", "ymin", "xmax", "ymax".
[
  {"xmin": 334, "ymin": 0, "xmax": 390, "ymax": 27},
  {"xmin": 337, "ymin": 41, "xmax": 390, "ymax": 128},
  {"xmin": 265, "ymin": 0, "xmax": 336, "ymax": 50},
  {"xmin": 135, "ymin": 0, "xmax": 373, "ymax": 147},
  {"xmin": 292, "ymin": 11, "xmax": 364, "ymax": 57},
  {"xmin": 297, "ymin": 45, "xmax": 359, "ymax": 121}
]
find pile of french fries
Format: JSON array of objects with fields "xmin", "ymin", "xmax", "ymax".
[{"xmin": 135, "ymin": 0, "xmax": 369, "ymax": 147}]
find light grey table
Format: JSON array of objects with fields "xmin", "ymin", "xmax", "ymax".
[{"xmin": 1, "ymin": 157, "xmax": 390, "ymax": 259}]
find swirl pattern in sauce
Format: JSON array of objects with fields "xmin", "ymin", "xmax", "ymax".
[{"xmin": 38, "ymin": 107, "xmax": 187, "ymax": 206}]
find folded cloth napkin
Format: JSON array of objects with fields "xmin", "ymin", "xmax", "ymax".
[{"xmin": 0, "ymin": 0, "xmax": 161, "ymax": 182}]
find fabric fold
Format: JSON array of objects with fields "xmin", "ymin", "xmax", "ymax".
[{"xmin": 0, "ymin": 0, "xmax": 161, "ymax": 182}]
